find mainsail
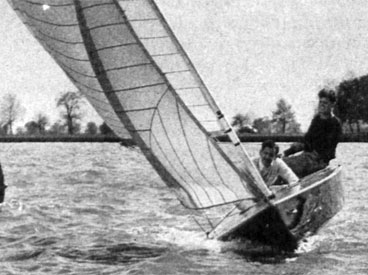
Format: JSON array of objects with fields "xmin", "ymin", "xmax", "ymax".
[{"xmin": 8, "ymin": 0, "xmax": 272, "ymax": 209}]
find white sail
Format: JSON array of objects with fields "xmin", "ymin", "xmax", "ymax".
[
  {"xmin": 8, "ymin": 0, "xmax": 271, "ymax": 209},
  {"xmin": 118, "ymin": 0, "xmax": 220, "ymax": 133},
  {"xmin": 119, "ymin": 0, "xmax": 272, "ymax": 198}
]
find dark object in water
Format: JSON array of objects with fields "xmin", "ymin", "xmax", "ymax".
[
  {"xmin": 0, "ymin": 185, "xmax": 6, "ymax": 204},
  {"xmin": 0, "ymin": 164, "xmax": 5, "ymax": 203}
]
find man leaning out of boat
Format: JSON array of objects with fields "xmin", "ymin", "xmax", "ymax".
[
  {"xmin": 253, "ymin": 140, "xmax": 299, "ymax": 193},
  {"xmin": 282, "ymin": 89, "xmax": 342, "ymax": 178}
]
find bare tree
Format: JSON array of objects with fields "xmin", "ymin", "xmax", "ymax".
[
  {"xmin": 56, "ymin": 91, "xmax": 83, "ymax": 135},
  {"xmin": 0, "ymin": 93, "xmax": 23, "ymax": 135}
]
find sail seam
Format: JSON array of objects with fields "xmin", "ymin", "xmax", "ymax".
[
  {"xmin": 34, "ymin": 24, "xmax": 140, "ymax": 54},
  {"xmin": 156, "ymin": 109, "xmax": 204, "ymax": 206},
  {"xmin": 55, "ymin": 60, "xmax": 96, "ymax": 78},
  {"xmin": 175, "ymin": 100, "xmax": 226, "ymax": 204},
  {"xmin": 105, "ymin": 63, "xmax": 153, "ymax": 72},
  {"xmin": 150, "ymin": 133, "xmax": 197, "ymax": 205},
  {"xmin": 117, "ymin": 107, "xmax": 156, "ymax": 113},
  {"xmin": 35, "ymin": 28, "xmax": 84, "ymax": 45},
  {"xmin": 20, "ymin": 21, "xmax": 87, "ymax": 64},
  {"xmin": 21, "ymin": 0, "xmax": 73, "ymax": 7},
  {"xmin": 150, "ymin": 133, "xmax": 192, "ymax": 188},
  {"xmin": 97, "ymin": 43, "xmax": 138, "ymax": 52},
  {"xmin": 89, "ymin": 22, "xmax": 126, "ymax": 31},
  {"xmin": 104, "ymin": 83, "xmax": 166, "ymax": 94},
  {"xmin": 82, "ymin": 94, "xmax": 113, "ymax": 110},
  {"xmin": 205, "ymin": 138, "xmax": 239, "ymax": 198},
  {"xmin": 66, "ymin": 74, "xmax": 104, "ymax": 93},
  {"xmin": 31, "ymin": 32, "xmax": 88, "ymax": 62},
  {"xmin": 103, "ymin": 120, "xmax": 126, "ymax": 129},
  {"xmin": 80, "ymin": 2, "xmax": 114, "ymax": 10},
  {"xmin": 148, "ymin": 86, "xmax": 169, "ymax": 150},
  {"xmin": 18, "ymin": 10, "xmax": 78, "ymax": 27}
]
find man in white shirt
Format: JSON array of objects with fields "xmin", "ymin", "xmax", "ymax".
[{"xmin": 253, "ymin": 140, "xmax": 299, "ymax": 187}]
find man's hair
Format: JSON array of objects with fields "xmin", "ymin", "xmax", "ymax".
[
  {"xmin": 261, "ymin": 139, "xmax": 276, "ymax": 151},
  {"xmin": 318, "ymin": 89, "xmax": 336, "ymax": 103}
]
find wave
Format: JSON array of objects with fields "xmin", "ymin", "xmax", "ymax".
[{"xmin": 56, "ymin": 242, "xmax": 167, "ymax": 265}]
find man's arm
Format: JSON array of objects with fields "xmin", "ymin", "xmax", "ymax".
[
  {"xmin": 284, "ymin": 116, "xmax": 317, "ymax": 157},
  {"xmin": 276, "ymin": 159, "xmax": 299, "ymax": 186},
  {"xmin": 283, "ymin": 142, "xmax": 304, "ymax": 157}
]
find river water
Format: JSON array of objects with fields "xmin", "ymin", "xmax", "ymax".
[{"xmin": 0, "ymin": 142, "xmax": 366, "ymax": 274}]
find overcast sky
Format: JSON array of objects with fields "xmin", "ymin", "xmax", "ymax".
[{"xmin": 2, "ymin": 0, "xmax": 368, "ymax": 131}]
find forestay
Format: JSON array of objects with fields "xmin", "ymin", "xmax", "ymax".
[{"xmin": 8, "ymin": 0, "xmax": 270, "ymax": 209}]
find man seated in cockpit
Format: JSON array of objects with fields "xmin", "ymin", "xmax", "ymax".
[{"xmin": 253, "ymin": 140, "xmax": 299, "ymax": 189}]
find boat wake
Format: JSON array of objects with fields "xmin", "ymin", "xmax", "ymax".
[
  {"xmin": 296, "ymin": 235, "xmax": 326, "ymax": 254},
  {"xmin": 153, "ymin": 226, "xmax": 223, "ymax": 252},
  {"xmin": 153, "ymin": 226, "xmax": 302, "ymax": 263}
]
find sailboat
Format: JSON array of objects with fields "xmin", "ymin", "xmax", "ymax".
[{"xmin": 8, "ymin": 0, "xmax": 344, "ymax": 251}]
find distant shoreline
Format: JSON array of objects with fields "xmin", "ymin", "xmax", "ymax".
[
  {"xmin": 216, "ymin": 133, "xmax": 368, "ymax": 143},
  {"xmin": 0, "ymin": 135, "xmax": 134, "ymax": 146},
  {"xmin": 0, "ymin": 133, "xmax": 367, "ymax": 144}
]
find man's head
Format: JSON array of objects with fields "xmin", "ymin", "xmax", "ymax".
[
  {"xmin": 259, "ymin": 140, "xmax": 277, "ymax": 168},
  {"xmin": 318, "ymin": 89, "xmax": 336, "ymax": 118}
]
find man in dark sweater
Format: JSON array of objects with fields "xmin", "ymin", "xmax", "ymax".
[{"xmin": 282, "ymin": 89, "xmax": 342, "ymax": 178}]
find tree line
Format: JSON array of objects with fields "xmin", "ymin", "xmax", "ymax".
[
  {"xmin": 232, "ymin": 73, "xmax": 368, "ymax": 135},
  {"xmin": 2, "ymin": 73, "xmax": 367, "ymax": 137},
  {"xmin": 231, "ymin": 98, "xmax": 302, "ymax": 135},
  {"xmin": 0, "ymin": 91, "xmax": 114, "ymax": 137},
  {"xmin": 334, "ymin": 74, "xmax": 368, "ymax": 133}
]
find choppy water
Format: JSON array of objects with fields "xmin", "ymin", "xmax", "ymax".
[{"xmin": 0, "ymin": 142, "xmax": 367, "ymax": 274}]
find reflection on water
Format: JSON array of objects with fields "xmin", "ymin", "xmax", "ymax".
[{"xmin": 0, "ymin": 143, "xmax": 366, "ymax": 274}]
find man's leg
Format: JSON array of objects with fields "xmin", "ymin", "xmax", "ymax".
[{"xmin": 283, "ymin": 152, "xmax": 327, "ymax": 178}]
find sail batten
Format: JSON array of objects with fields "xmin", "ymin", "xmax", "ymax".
[{"xmin": 8, "ymin": 0, "xmax": 266, "ymax": 209}]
